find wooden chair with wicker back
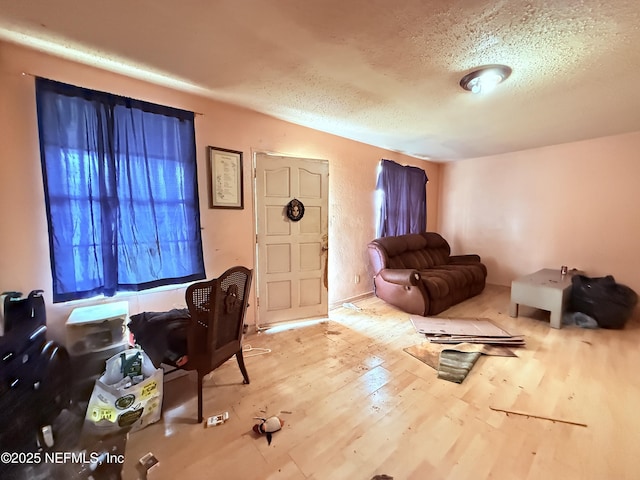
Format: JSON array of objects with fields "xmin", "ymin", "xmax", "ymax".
[{"xmin": 183, "ymin": 266, "xmax": 252, "ymax": 423}]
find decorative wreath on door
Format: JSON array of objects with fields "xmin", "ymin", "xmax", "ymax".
[{"xmin": 286, "ymin": 198, "xmax": 305, "ymax": 222}]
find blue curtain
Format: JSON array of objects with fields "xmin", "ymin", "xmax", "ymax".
[
  {"xmin": 376, "ymin": 159, "xmax": 428, "ymax": 237},
  {"xmin": 36, "ymin": 78, "xmax": 205, "ymax": 302}
]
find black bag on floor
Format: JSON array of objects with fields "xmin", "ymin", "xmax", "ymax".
[{"xmin": 571, "ymin": 275, "xmax": 638, "ymax": 329}]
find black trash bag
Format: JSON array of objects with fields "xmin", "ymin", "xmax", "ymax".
[
  {"xmin": 128, "ymin": 309, "xmax": 190, "ymax": 367},
  {"xmin": 571, "ymin": 275, "xmax": 638, "ymax": 329}
]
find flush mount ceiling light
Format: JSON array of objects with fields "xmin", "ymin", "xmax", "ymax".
[{"xmin": 460, "ymin": 65, "xmax": 512, "ymax": 94}]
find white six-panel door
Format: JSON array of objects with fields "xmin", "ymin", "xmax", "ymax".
[{"xmin": 254, "ymin": 153, "xmax": 329, "ymax": 325}]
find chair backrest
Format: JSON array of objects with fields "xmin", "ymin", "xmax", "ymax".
[{"xmin": 185, "ymin": 266, "xmax": 252, "ymax": 371}]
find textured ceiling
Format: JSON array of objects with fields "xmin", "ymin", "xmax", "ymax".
[{"xmin": 1, "ymin": 0, "xmax": 639, "ymax": 161}]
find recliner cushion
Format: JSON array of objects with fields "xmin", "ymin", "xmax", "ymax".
[
  {"xmin": 420, "ymin": 263, "xmax": 485, "ymax": 311},
  {"xmin": 420, "ymin": 267, "xmax": 479, "ymax": 314},
  {"xmin": 375, "ymin": 233, "xmax": 451, "ymax": 270},
  {"xmin": 421, "ymin": 269, "xmax": 469, "ymax": 299},
  {"xmin": 438, "ymin": 264, "xmax": 487, "ymax": 285}
]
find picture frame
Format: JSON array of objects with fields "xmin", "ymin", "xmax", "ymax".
[{"xmin": 207, "ymin": 146, "xmax": 244, "ymax": 209}]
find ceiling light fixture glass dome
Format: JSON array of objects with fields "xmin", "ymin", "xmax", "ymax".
[{"xmin": 460, "ymin": 65, "xmax": 512, "ymax": 94}]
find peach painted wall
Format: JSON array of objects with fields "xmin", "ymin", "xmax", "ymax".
[
  {"xmin": 0, "ymin": 41, "xmax": 439, "ymax": 343},
  {"xmin": 439, "ymin": 131, "xmax": 640, "ymax": 296}
]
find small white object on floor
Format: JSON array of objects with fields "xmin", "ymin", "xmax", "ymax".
[
  {"xmin": 243, "ymin": 344, "xmax": 272, "ymax": 357},
  {"xmin": 137, "ymin": 452, "xmax": 159, "ymax": 479},
  {"xmin": 342, "ymin": 302, "xmax": 362, "ymax": 311},
  {"xmin": 206, "ymin": 411, "xmax": 229, "ymax": 427}
]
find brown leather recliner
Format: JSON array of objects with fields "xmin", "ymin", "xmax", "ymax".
[{"xmin": 368, "ymin": 232, "xmax": 487, "ymax": 316}]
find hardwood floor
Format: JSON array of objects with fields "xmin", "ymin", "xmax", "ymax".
[{"xmin": 122, "ymin": 285, "xmax": 640, "ymax": 480}]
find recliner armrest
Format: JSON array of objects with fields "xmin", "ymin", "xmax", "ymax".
[
  {"xmin": 377, "ymin": 268, "xmax": 421, "ymax": 286},
  {"xmin": 449, "ymin": 254, "xmax": 481, "ymax": 264}
]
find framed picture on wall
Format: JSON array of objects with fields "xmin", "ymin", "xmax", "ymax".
[{"xmin": 208, "ymin": 146, "xmax": 244, "ymax": 209}]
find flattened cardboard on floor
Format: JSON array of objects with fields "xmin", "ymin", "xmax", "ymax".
[
  {"xmin": 426, "ymin": 336, "xmax": 525, "ymax": 346},
  {"xmin": 409, "ymin": 316, "xmax": 514, "ymax": 337}
]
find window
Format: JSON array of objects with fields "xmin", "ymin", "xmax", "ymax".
[
  {"xmin": 375, "ymin": 159, "xmax": 428, "ymax": 237},
  {"xmin": 36, "ymin": 78, "xmax": 205, "ymax": 302}
]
